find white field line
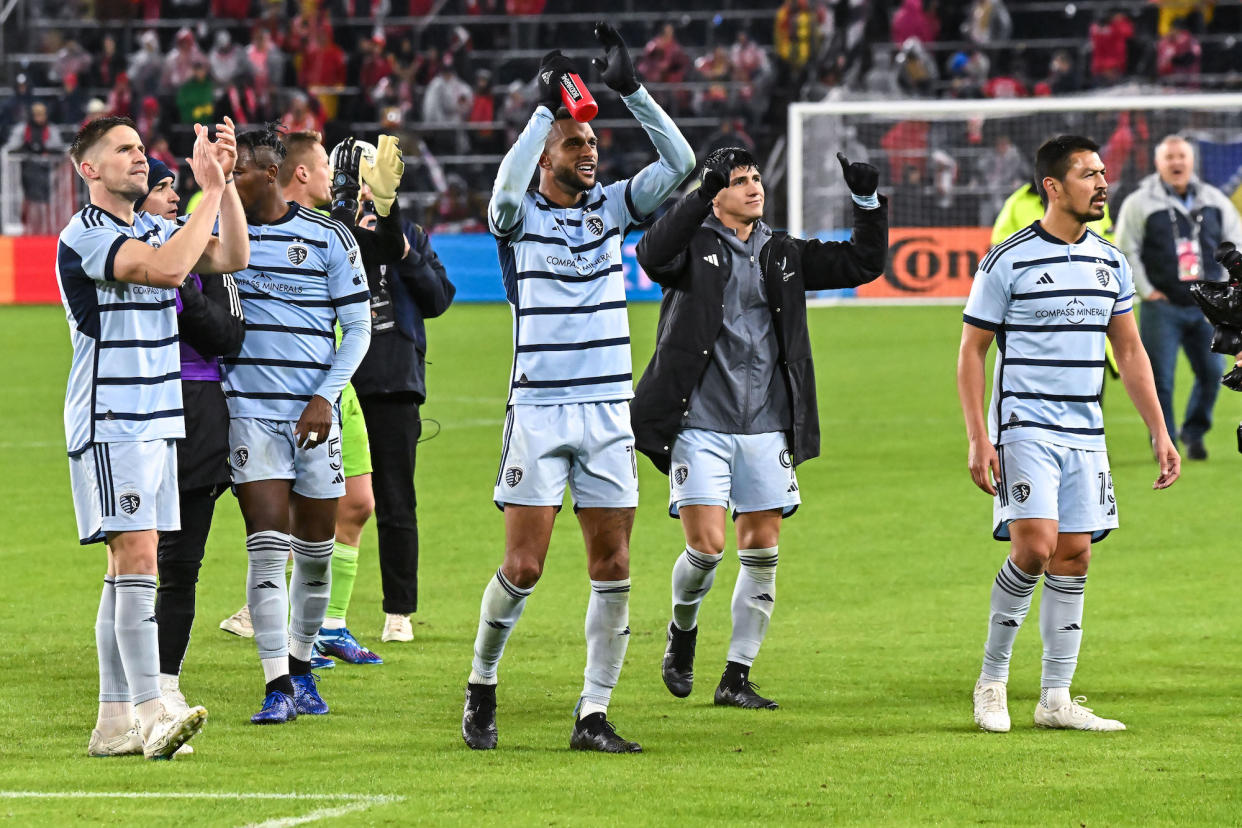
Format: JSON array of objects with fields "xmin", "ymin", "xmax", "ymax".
[{"xmin": 0, "ymin": 792, "xmax": 404, "ymax": 827}]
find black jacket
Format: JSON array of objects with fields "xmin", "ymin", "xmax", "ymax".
[
  {"xmin": 351, "ymin": 220, "xmax": 455, "ymax": 401},
  {"xmin": 631, "ymin": 192, "xmax": 888, "ymax": 474}
]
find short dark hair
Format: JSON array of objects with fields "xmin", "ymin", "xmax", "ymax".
[
  {"xmin": 68, "ymin": 116, "xmax": 138, "ymax": 165},
  {"xmin": 705, "ymin": 146, "xmax": 759, "ymax": 175},
  {"xmin": 1035, "ymin": 135, "xmax": 1099, "ymax": 204},
  {"xmin": 236, "ymin": 122, "xmax": 288, "ymax": 167},
  {"xmin": 279, "ymin": 129, "xmax": 322, "ymax": 186}
]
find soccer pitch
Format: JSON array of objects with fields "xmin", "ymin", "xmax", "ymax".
[{"xmin": 1, "ymin": 302, "xmax": 1239, "ymax": 826}]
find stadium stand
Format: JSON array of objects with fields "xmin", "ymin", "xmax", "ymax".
[{"xmin": 0, "ymin": 0, "xmax": 1239, "ymax": 234}]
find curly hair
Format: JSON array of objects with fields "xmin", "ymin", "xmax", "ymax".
[{"xmin": 236, "ymin": 122, "xmax": 288, "ymax": 165}]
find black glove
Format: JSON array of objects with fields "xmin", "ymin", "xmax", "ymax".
[
  {"xmin": 697, "ymin": 151, "xmax": 735, "ymax": 203},
  {"xmin": 836, "ymin": 152, "xmax": 879, "ymax": 198},
  {"xmin": 537, "ymin": 50, "xmax": 578, "ymax": 111},
  {"xmin": 330, "ymin": 136, "xmax": 363, "ymax": 220},
  {"xmin": 592, "ymin": 22, "xmax": 639, "ymax": 96}
]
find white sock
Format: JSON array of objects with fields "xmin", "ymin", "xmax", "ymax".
[
  {"xmin": 247, "ymin": 531, "xmax": 291, "ymax": 662},
  {"xmin": 95, "ymin": 577, "xmax": 130, "ymax": 722},
  {"xmin": 1039, "ymin": 572, "xmax": 1087, "ymax": 690},
  {"xmin": 1041, "ymin": 686, "xmax": 1072, "ymax": 709},
  {"xmin": 470, "ymin": 568, "xmax": 532, "ymax": 685},
  {"xmin": 113, "ymin": 575, "xmax": 161, "ymax": 706},
  {"xmin": 322, "ymin": 616, "xmax": 347, "ymax": 630},
  {"xmin": 581, "ymin": 579, "xmax": 631, "ymax": 712},
  {"xmin": 671, "ymin": 546, "xmax": 720, "ymax": 631},
  {"xmin": 261, "ymin": 656, "xmax": 288, "ymax": 684},
  {"xmin": 727, "ymin": 548, "xmax": 778, "ymax": 666},
  {"xmin": 980, "ymin": 558, "xmax": 1040, "ymax": 683},
  {"xmin": 136, "ymin": 697, "xmax": 164, "ymax": 738},
  {"xmin": 289, "ymin": 537, "xmax": 334, "ymax": 657}
]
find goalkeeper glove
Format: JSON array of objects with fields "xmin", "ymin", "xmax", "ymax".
[{"xmin": 360, "ymin": 134, "xmax": 404, "ymax": 218}]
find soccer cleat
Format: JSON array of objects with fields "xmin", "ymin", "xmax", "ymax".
[
  {"xmin": 291, "ymin": 673, "xmax": 329, "ymax": 715},
  {"xmin": 317, "ymin": 626, "xmax": 383, "ymax": 665},
  {"xmin": 973, "ymin": 679, "xmax": 1011, "ymax": 732},
  {"xmin": 87, "ymin": 723, "xmax": 143, "ymax": 757},
  {"xmin": 219, "ymin": 605, "xmax": 254, "ymax": 638},
  {"xmin": 461, "ymin": 683, "xmax": 498, "ymax": 750},
  {"xmin": 661, "ymin": 622, "xmax": 697, "ymax": 698},
  {"xmin": 1034, "ymin": 696, "xmax": 1126, "ymax": 731},
  {"xmin": 1186, "ymin": 438, "xmax": 1208, "ymax": 461},
  {"xmin": 714, "ymin": 672, "xmax": 779, "ymax": 710},
  {"xmin": 251, "ymin": 691, "xmax": 297, "ymax": 724},
  {"xmin": 143, "ymin": 704, "xmax": 207, "ymax": 760},
  {"xmin": 381, "ymin": 613, "xmax": 413, "ymax": 643},
  {"xmin": 310, "ymin": 654, "xmax": 336, "ymax": 671},
  {"xmin": 569, "ymin": 712, "xmax": 642, "ymax": 753}
]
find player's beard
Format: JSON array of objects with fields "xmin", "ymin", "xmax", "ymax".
[
  {"xmin": 552, "ymin": 162, "xmax": 591, "ymax": 196},
  {"xmin": 1071, "ymin": 203, "xmax": 1106, "ymax": 224}
]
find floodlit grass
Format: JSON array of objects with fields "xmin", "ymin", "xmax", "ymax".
[{"xmin": 1, "ymin": 303, "xmax": 1238, "ymax": 826}]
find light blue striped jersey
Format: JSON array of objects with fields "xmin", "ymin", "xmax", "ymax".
[
  {"xmin": 963, "ymin": 222, "xmax": 1135, "ymax": 451},
  {"xmin": 56, "ymin": 205, "xmax": 184, "ymax": 456},
  {"xmin": 220, "ymin": 203, "xmax": 368, "ymax": 421},
  {"xmin": 492, "ymin": 182, "xmax": 643, "ymax": 405}
]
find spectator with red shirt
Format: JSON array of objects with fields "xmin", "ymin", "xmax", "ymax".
[
  {"xmin": 211, "ymin": 0, "xmax": 251, "ymax": 17},
  {"xmin": 246, "ymin": 27, "xmax": 286, "ymax": 112},
  {"xmin": 281, "ymin": 91, "xmax": 323, "ymax": 134},
  {"xmin": 693, "ymin": 46, "xmax": 733, "ymax": 116},
  {"xmin": 163, "ymin": 28, "xmax": 206, "ymax": 94},
  {"xmin": 1089, "ymin": 10, "xmax": 1133, "ymax": 84},
  {"xmin": 106, "ymin": 72, "xmax": 134, "ymax": 119},
  {"xmin": 92, "ymin": 34, "xmax": 126, "ymax": 90},
  {"xmin": 299, "ymin": 30, "xmax": 347, "ymax": 119},
  {"xmin": 892, "ymin": 0, "xmax": 939, "ymax": 45},
  {"xmin": 1156, "ymin": 17, "xmax": 1202, "ymax": 80}
]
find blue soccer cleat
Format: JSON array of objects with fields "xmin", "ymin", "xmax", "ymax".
[
  {"xmin": 251, "ymin": 692, "xmax": 297, "ymax": 725},
  {"xmin": 291, "ymin": 673, "xmax": 329, "ymax": 715},
  {"xmin": 316, "ymin": 627, "xmax": 383, "ymax": 665},
  {"xmin": 310, "ymin": 654, "xmax": 336, "ymax": 671}
]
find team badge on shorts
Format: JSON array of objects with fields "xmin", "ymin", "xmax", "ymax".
[
  {"xmin": 233, "ymin": 446, "xmax": 249, "ymax": 468},
  {"xmin": 1096, "ymin": 267, "xmax": 1111, "ymax": 287},
  {"xmin": 1010, "ymin": 481, "xmax": 1031, "ymax": 504},
  {"xmin": 673, "ymin": 465, "xmax": 689, "ymax": 486},
  {"xmin": 118, "ymin": 491, "xmax": 142, "ymax": 516},
  {"xmin": 585, "ymin": 215, "xmax": 604, "ymax": 237},
  {"xmin": 504, "ymin": 466, "xmax": 524, "ymax": 487},
  {"xmin": 287, "ymin": 244, "xmax": 309, "ymax": 266}
]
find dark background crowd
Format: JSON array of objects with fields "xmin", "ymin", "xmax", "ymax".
[{"xmin": 0, "ymin": 0, "xmax": 1238, "ymax": 234}]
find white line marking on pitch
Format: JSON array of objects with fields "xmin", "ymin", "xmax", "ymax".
[{"xmin": 0, "ymin": 792, "xmax": 404, "ymax": 826}]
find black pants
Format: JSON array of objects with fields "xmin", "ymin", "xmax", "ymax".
[
  {"xmin": 155, "ymin": 484, "xmax": 224, "ymax": 676},
  {"xmin": 357, "ymin": 394, "xmax": 422, "ymax": 614}
]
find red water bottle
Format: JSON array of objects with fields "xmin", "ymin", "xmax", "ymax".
[{"xmin": 560, "ymin": 72, "xmax": 598, "ymax": 122}]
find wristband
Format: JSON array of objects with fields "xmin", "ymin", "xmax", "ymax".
[{"xmin": 224, "ymin": 176, "xmax": 234, "ymax": 183}]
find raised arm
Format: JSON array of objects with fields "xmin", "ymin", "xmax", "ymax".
[
  {"xmin": 592, "ymin": 23, "xmax": 695, "ymax": 220},
  {"xmin": 489, "ymin": 107, "xmax": 553, "ymax": 237},
  {"xmin": 113, "ymin": 125, "xmax": 224, "ymax": 287},
  {"xmin": 634, "ymin": 167, "xmax": 723, "ymax": 286},
  {"xmin": 194, "ymin": 118, "xmax": 249, "ymax": 275},
  {"xmin": 800, "ymin": 154, "xmax": 888, "ymax": 291}
]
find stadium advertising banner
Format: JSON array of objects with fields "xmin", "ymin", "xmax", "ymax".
[
  {"xmin": 859, "ymin": 227, "xmax": 992, "ymax": 300},
  {"xmin": 2, "ymin": 227, "xmax": 992, "ymax": 304}
]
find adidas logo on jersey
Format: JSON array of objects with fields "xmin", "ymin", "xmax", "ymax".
[
  {"xmin": 703, "ymin": 254, "xmax": 720, "ymax": 267},
  {"xmin": 1036, "ymin": 272, "xmax": 1055, "ymax": 285}
]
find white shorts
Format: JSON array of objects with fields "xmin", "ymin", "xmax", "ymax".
[
  {"xmin": 229, "ymin": 418, "xmax": 345, "ymax": 500},
  {"xmin": 994, "ymin": 439, "xmax": 1117, "ymax": 542},
  {"xmin": 69, "ymin": 440, "xmax": 180, "ymax": 544},
  {"xmin": 669, "ymin": 429, "xmax": 800, "ymax": 518},
  {"xmin": 493, "ymin": 402, "xmax": 639, "ymax": 510}
]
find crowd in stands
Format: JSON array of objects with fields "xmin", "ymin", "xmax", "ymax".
[{"xmin": 0, "ymin": 0, "xmax": 1238, "ymax": 233}]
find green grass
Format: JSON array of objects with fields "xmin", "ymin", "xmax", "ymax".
[{"xmin": 1, "ymin": 303, "xmax": 1239, "ymax": 826}]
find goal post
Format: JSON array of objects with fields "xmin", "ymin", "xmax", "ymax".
[{"xmin": 788, "ymin": 93, "xmax": 1242, "ymax": 303}]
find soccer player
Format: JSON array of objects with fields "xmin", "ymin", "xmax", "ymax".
[
  {"xmin": 58, "ymin": 115, "xmax": 248, "ymax": 758},
  {"xmin": 135, "ymin": 156, "xmax": 245, "ymax": 730},
  {"xmin": 632, "ymin": 148, "xmax": 887, "ymax": 709},
  {"xmin": 958, "ymin": 135, "xmax": 1180, "ymax": 733},
  {"xmin": 221, "ymin": 125, "xmax": 371, "ymax": 723},
  {"xmin": 460, "ymin": 24, "xmax": 694, "ymax": 754}
]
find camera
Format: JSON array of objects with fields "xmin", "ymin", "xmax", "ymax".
[{"xmin": 1189, "ymin": 243, "xmax": 1242, "ymax": 395}]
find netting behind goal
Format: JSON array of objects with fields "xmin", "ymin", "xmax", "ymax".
[{"xmin": 788, "ymin": 94, "xmax": 1242, "ymax": 301}]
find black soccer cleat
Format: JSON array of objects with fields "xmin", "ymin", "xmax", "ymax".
[
  {"xmin": 661, "ymin": 622, "xmax": 697, "ymax": 698},
  {"xmin": 714, "ymin": 665, "xmax": 779, "ymax": 710},
  {"xmin": 569, "ymin": 712, "xmax": 642, "ymax": 753},
  {"xmin": 462, "ymin": 683, "xmax": 498, "ymax": 750}
]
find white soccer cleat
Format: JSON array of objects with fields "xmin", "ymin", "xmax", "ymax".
[
  {"xmin": 219, "ymin": 605, "xmax": 254, "ymax": 638},
  {"xmin": 158, "ymin": 678, "xmax": 195, "ymax": 754},
  {"xmin": 87, "ymin": 723, "xmax": 143, "ymax": 757},
  {"xmin": 143, "ymin": 704, "xmax": 208, "ymax": 761},
  {"xmin": 381, "ymin": 613, "xmax": 413, "ymax": 643},
  {"xmin": 973, "ymin": 679, "xmax": 1011, "ymax": 732},
  {"xmin": 1034, "ymin": 696, "xmax": 1126, "ymax": 731}
]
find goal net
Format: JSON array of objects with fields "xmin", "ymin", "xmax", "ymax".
[{"xmin": 787, "ymin": 93, "xmax": 1242, "ymax": 302}]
